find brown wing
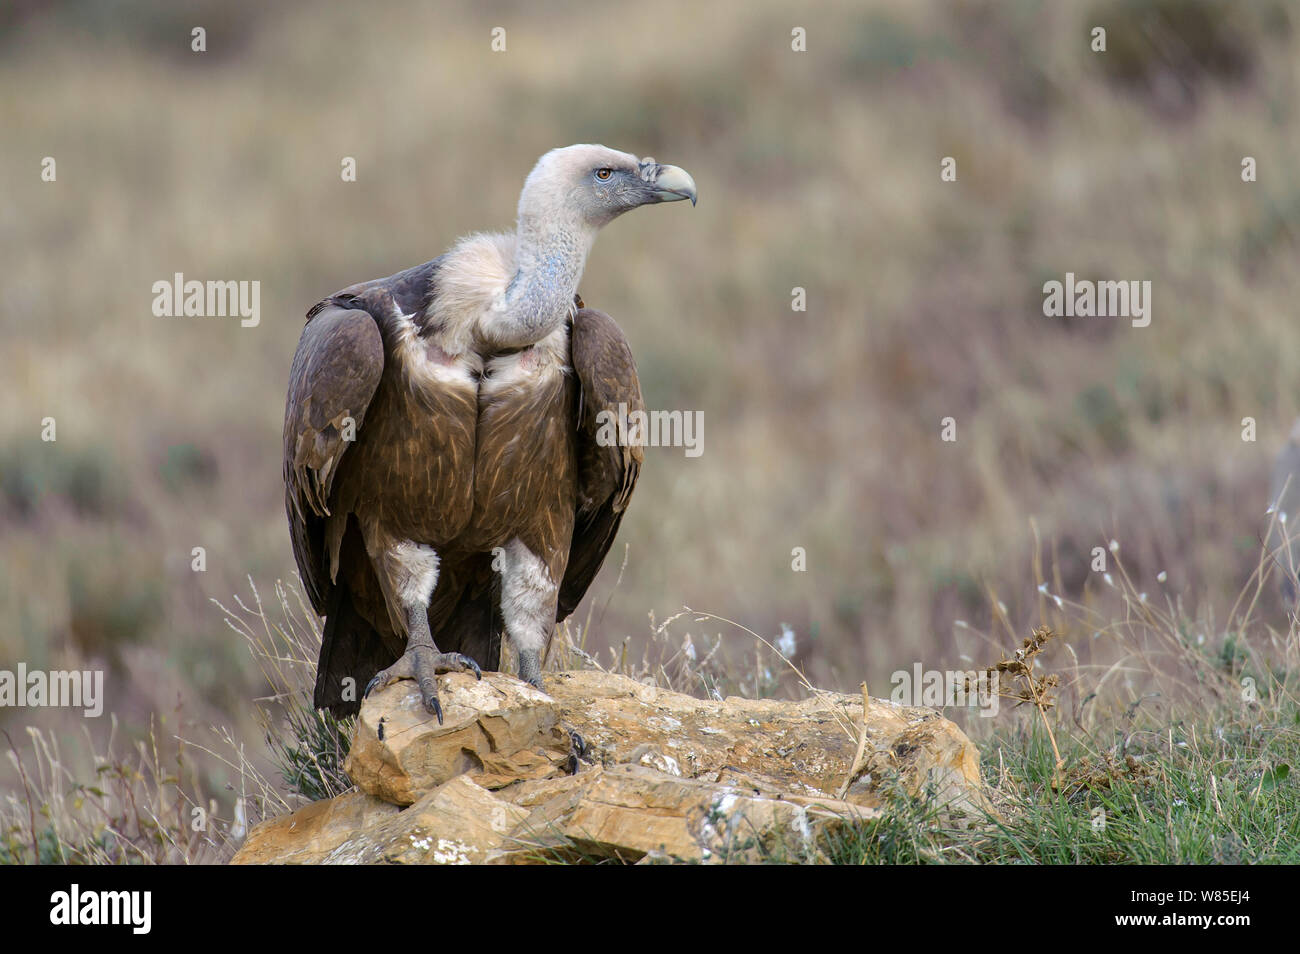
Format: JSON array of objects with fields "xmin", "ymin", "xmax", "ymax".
[
  {"xmin": 557, "ymin": 307, "xmax": 645, "ymax": 620},
  {"xmin": 283, "ymin": 302, "xmax": 384, "ymax": 613}
]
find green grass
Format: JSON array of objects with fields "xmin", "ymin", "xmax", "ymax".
[{"xmin": 818, "ymin": 715, "xmax": 1298, "ymax": 865}]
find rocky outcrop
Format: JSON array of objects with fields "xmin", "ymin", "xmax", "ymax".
[
  {"xmin": 232, "ymin": 670, "xmax": 993, "ymax": 865},
  {"xmin": 343, "ymin": 675, "xmax": 569, "ymax": 805},
  {"xmin": 502, "ymin": 763, "xmax": 874, "ymax": 863}
]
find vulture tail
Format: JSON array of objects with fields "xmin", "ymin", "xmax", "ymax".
[
  {"xmin": 429, "ymin": 555, "xmax": 504, "ymax": 674},
  {"xmin": 314, "ymin": 585, "xmax": 392, "ymax": 717}
]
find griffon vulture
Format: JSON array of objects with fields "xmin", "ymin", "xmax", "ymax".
[{"xmin": 284, "ymin": 144, "xmax": 696, "ymax": 719}]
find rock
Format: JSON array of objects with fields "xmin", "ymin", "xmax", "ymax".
[
  {"xmin": 232, "ymin": 775, "xmax": 527, "ymax": 865},
  {"xmin": 544, "ymin": 671, "xmax": 993, "ymax": 820},
  {"xmin": 343, "ymin": 674, "xmax": 571, "ymax": 805},
  {"xmin": 229, "ymin": 790, "xmax": 400, "ymax": 864},
  {"xmin": 495, "ymin": 764, "xmax": 877, "ymax": 864},
  {"xmin": 237, "ymin": 669, "xmax": 994, "ymax": 864}
]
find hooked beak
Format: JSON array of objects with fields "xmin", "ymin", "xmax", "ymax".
[{"xmin": 650, "ymin": 164, "xmax": 697, "ymax": 206}]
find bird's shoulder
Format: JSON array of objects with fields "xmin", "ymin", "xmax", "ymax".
[{"xmin": 306, "ymin": 256, "xmax": 447, "ymax": 328}]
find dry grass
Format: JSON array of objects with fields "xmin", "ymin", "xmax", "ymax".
[
  {"xmin": 1, "ymin": 715, "xmax": 230, "ymax": 864},
  {"xmin": 2, "ymin": 0, "xmax": 1299, "ymax": 858},
  {"xmin": 3, "ymin": 531, "xmax": 1295, "ymax": 863}
]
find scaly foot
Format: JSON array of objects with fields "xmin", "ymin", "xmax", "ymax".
[
  {"xmin": 518, "ymin": 648, "xmax": 543, "ymax": 689},
  {"xmin": 365, "ymin": 642, "xmax": 481, "ymax": 724}
]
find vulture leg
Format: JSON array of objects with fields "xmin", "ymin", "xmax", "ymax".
[
  {"xmin": 500, "ymin": 539, "xmax": 559, "ymax": 689},
  {"xmin": 363, "ymin": 540, "xmax": 481, "ymax": 724}
]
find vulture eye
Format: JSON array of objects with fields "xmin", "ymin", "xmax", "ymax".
[{"xmin": 595, "ymin": 168, "xmax": 613, "ymax": 181}]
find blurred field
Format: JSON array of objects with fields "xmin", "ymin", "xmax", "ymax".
[{"xmin": 2, "ymin": 0, "xmax": 1300, "ymax": 820}]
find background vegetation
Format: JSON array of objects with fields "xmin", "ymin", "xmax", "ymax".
[{"xmin": 2, "ymin": 0, "xmax": 1297, "ymax": 861}]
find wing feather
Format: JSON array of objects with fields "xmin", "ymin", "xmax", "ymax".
[
  {"xmin": 283, "ymin": 303, "xmax": 384, "ymax": 613},
  {"xmin": 558, "ymin": 307, "xmax": 645, "ymax": 620}
]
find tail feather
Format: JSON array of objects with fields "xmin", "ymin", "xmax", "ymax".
[
  {"xmin": 431, "ymin": 560, "xmax": 503, "ymax": 673},
  {"xmin": 314, "ymin": 585, "xmax": 394, "ymax": 717}
]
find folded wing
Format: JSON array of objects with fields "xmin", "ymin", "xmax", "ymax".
[
  {"xmin": 283, "ymin": 303, "xmax": 385, "ymax": 613},
  {"xmin": 558, "ymin": 307, "xmax": 645, "ymax": 621}
]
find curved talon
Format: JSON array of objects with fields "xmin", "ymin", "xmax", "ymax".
[
  {"xmin": 363, "ymin": 645, "xmax": 482, "ymax": 725},
  {"xmin": 460, "ymin": 654, "xmax": 482, "ymax": 680}
]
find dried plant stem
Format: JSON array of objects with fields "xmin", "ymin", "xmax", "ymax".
[
  {"xmin": 838, "ymin": 683, "xmax": 872, "ymax": 799},
  {"xmin": 1037, "ymin": 699, "xmax": 1065, "ymax": 790},
  {"xmin": 3, "ymin": 730, "xmax": 41, "ymax": 865},
  {"xmin": 685, "ymin": 606, "xmax": 856, "ymax": 741}
]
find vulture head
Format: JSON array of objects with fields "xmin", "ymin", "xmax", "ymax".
[
  {"xmin": 463, "ymin": 144, "xmax": 695, "ymax": 349},
  {"xmin": 518, "ymin": 144, "xmax": 697, "ymax": 234}
]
